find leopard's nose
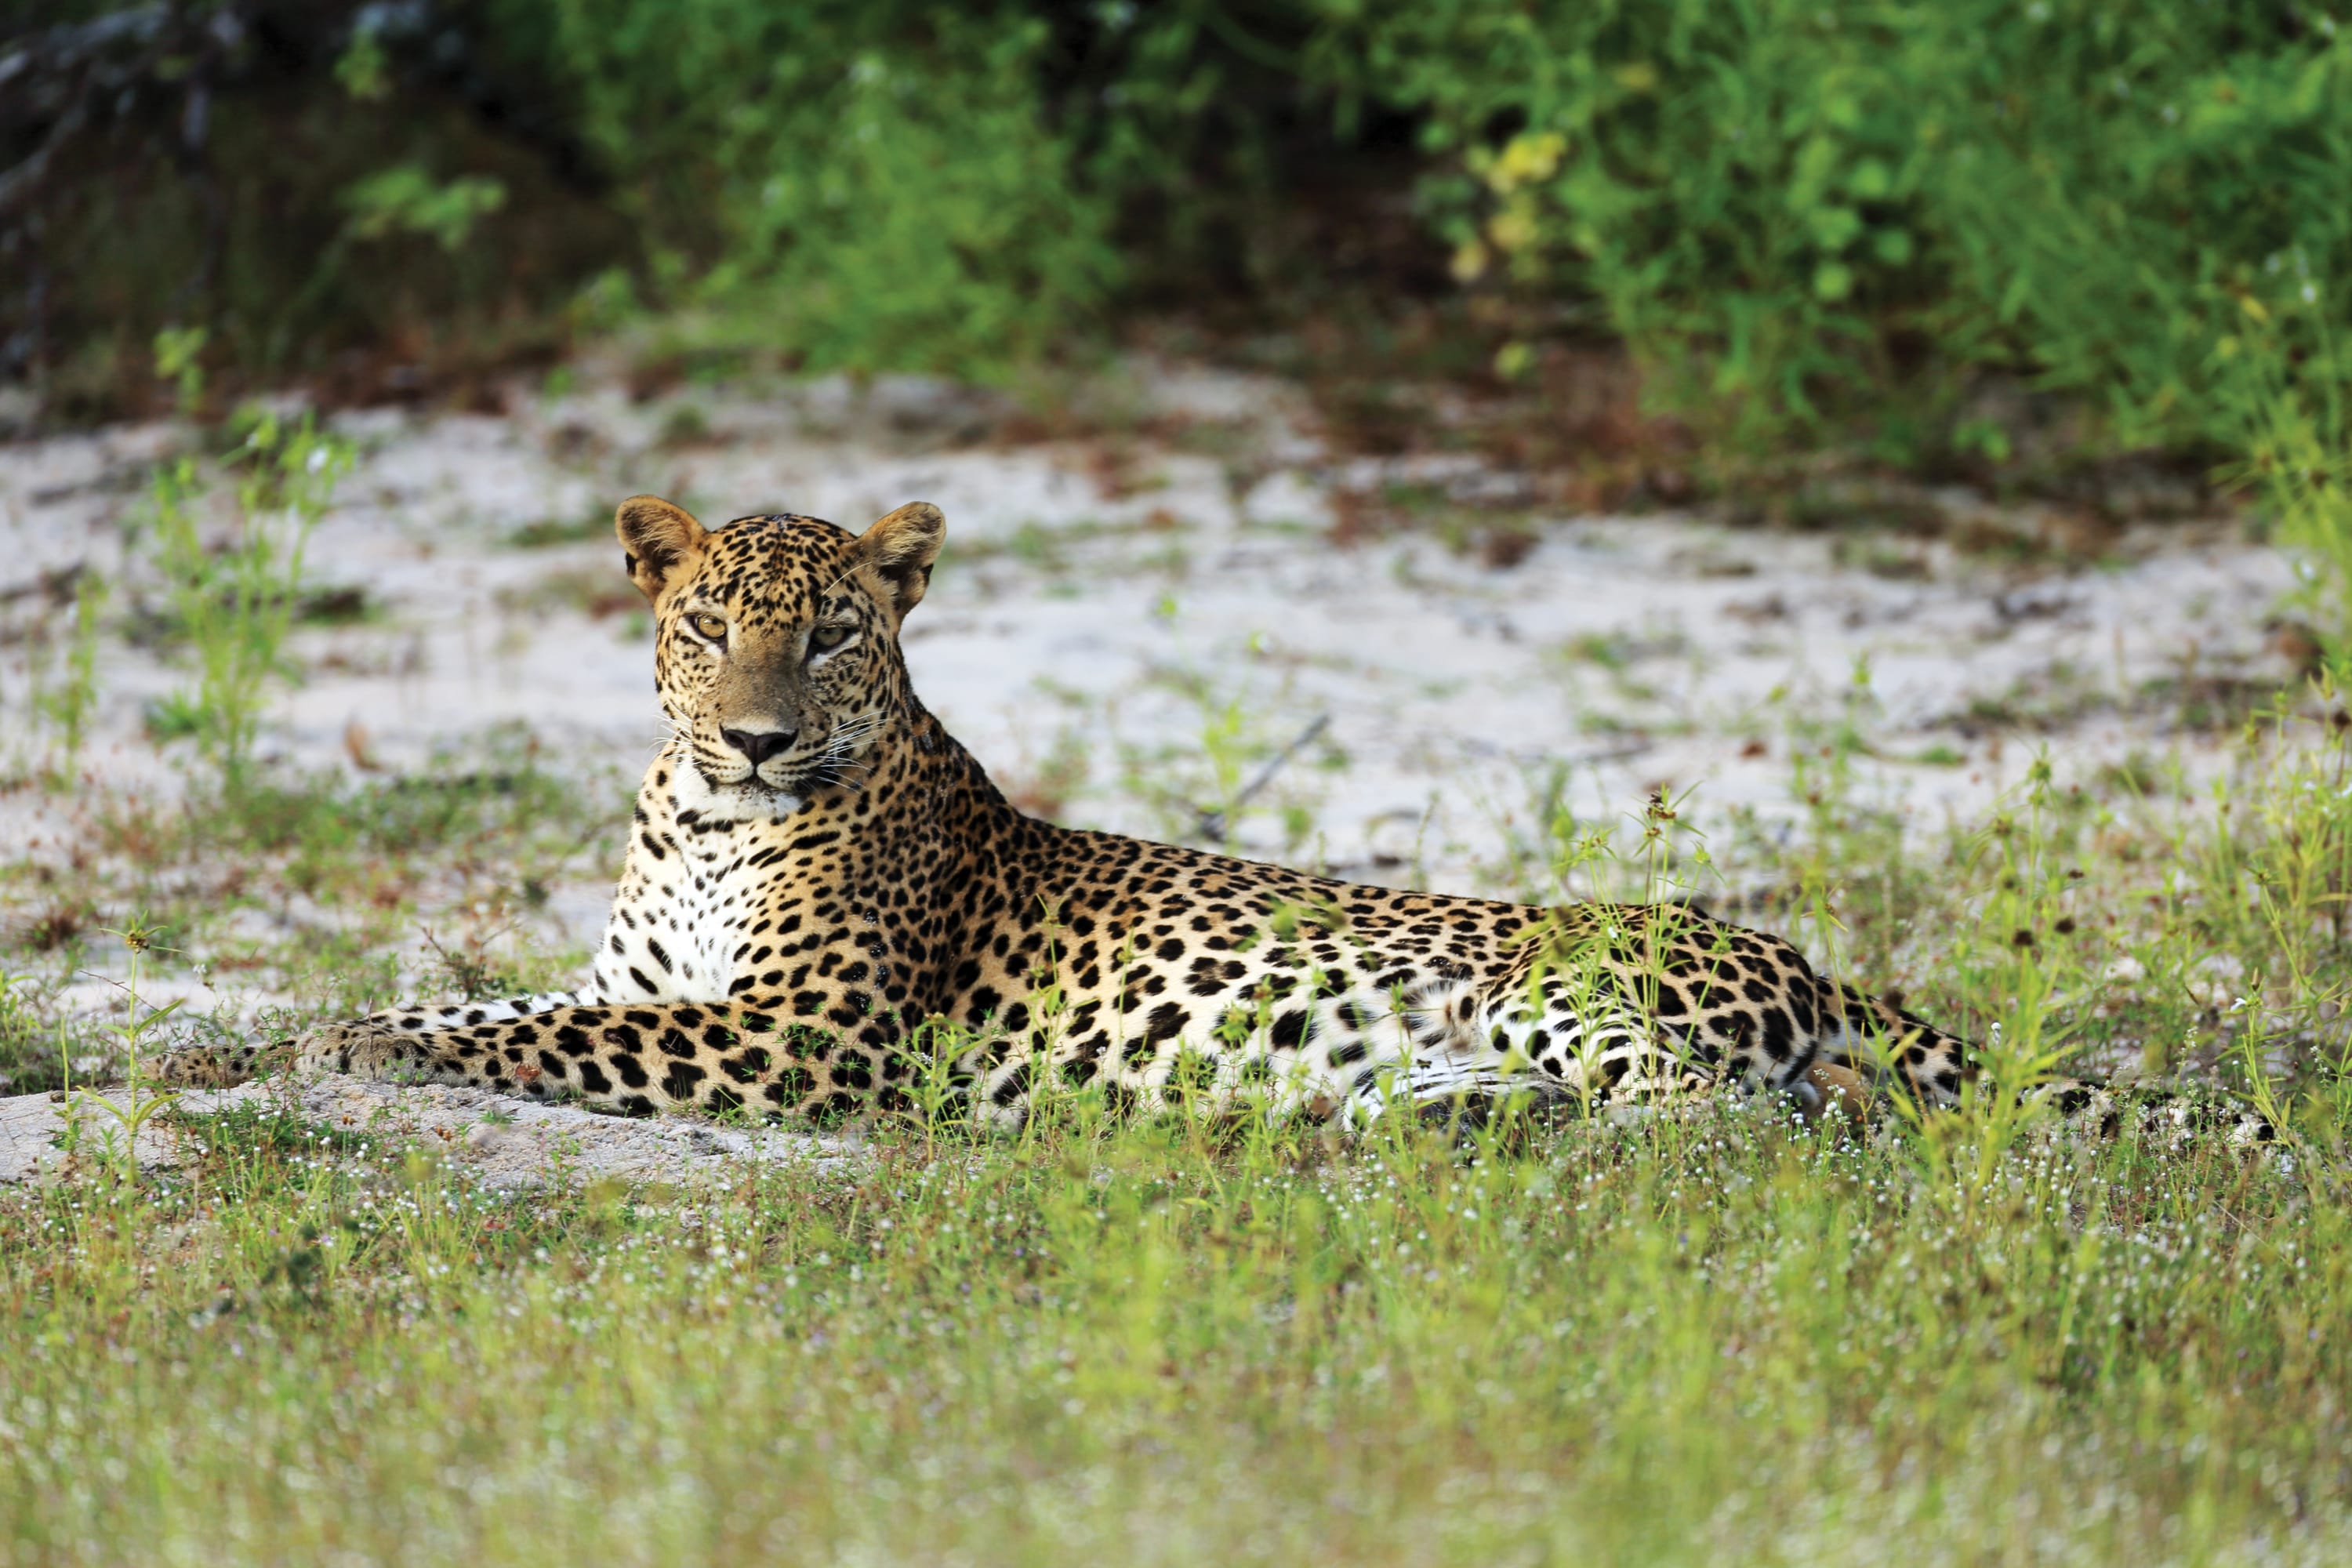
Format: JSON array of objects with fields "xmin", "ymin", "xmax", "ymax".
[{"xmin": 721, "ymin": 727, "xmax": 797, "ymax": 765}]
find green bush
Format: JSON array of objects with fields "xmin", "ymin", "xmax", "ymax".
[
  {"xmin": 503, "ymin": 1, "xmax": 1123, "ymax": 378},
  {"xmin": 11, "ymin": 1, "xmax": 2352, "ymax": 517},
  {"xmin": 1330, "ymin": 0, "xmax": 2352, "ymax": 457}
]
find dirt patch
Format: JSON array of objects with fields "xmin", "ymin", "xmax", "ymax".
[{"xmin": 0, "ymin": 1076, "xmax": 858, "ymax": 1189}]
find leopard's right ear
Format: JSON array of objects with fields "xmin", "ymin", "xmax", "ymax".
[{"xmin": 615, "ymin": 495, "xmax": 708, "ymax": 601}]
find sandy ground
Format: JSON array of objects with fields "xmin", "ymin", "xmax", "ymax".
[
  {"xmin": 0, "ymin": 360, "xmax": 2308, "ymax": 1181},
  {"xmin": 0, "ymin": 1073, "xmax": 861, "ymax": 1189}
]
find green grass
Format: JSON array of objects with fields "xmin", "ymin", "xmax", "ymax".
[
  {"xmin": 0, "ymin": 720, "xmax": 2347, "ymax": 1563},
  {"xmin": 0, "ymin": 1098, "xmax": 2343, "ymax": 1563}
]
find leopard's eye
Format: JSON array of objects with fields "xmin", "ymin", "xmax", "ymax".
[
  {"xmin": 808, "ymin": 624, "xmax": 852, "ymax": 652},
  {"xmin": 688, "ymin": 612, "xmax": 728, "ymax": 642}
]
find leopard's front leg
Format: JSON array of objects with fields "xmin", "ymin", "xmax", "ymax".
[
  {"xmin": 155, "ymin": 991, "xmax": 593, "ymax": 1090},
  {"xmin": 292, "ymin": 996, "xmax": 920, "ymax": 1120}
]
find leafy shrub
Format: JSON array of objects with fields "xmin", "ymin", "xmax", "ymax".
[
  {"xmin": 10, "ymin": 0, "xmax": 2352, "ymax": 532},
  {"xmin": 502, "ymin": 2, "xmax": 1125, "ymax": 378},
  {"xmin": 5, "ymin": 2, "xmax": 1330, "ymax": 401},
  {"xmin": 1330, "ymin": 0, "xmax": 2352, "ymax": 460}
]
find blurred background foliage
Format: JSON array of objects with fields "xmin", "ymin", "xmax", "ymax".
[{"xmin": 5, "ymin": 3, "xmax": 2350, "ymax": 561}]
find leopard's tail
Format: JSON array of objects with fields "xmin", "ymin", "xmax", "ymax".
[{"xmin": 1811, "ymin": 977, "xmax": 2274, "ymax": 1145}]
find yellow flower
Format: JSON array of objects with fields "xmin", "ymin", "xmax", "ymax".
[
  {"xmin": 1488, "ymin": 205, "xmax": 1541, "ymax": 254},
  {"xmin": 1486, "ymin": 132, "xmax": 1566, "ymax": 194}
]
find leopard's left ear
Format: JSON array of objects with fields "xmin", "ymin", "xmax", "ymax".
[
  {"xmin": 615, "ymin": 495, "xmax": 709, "ymax": 602},
  {"xmin": 856, "ymin": 502, "xmax": 945, "ymax": 622}
]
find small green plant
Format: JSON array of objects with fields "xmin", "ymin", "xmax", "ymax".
[
  {"xmin": 152, "ymin": 325, "xmax": 209, "ymax": 416},
  {"xmin": 419, "ymin": 913, "xmax": 532, "ymax": 1003},
  {"xmin": 31, "ymin": 569, "xmax": 110, "ymax": 777},
  {"xmin": 0, "ymin": 968, "xmax": 48, "ymax": 1089},
  {"xmin": 143, "ymin": 410, "xmax": 354, "ymax": 793},
  {"xmin": 1905, "ymin": 757, "xmax": 2087, "ymax": 1179},
  {"xmin": 65, "ymin": 921, "xmax": 184, "ymax": 1183},
  {"xmin": 1192, "ymin": 694, "xmax": 1252, "ymax": 833},
  {"xmin": 2165, "ymin": 695, "xmax": 2352, "ymax": 1121},
  {"xmin": 2222, "ymin": 279, "xmax": 2352, "ymax": 669},
  {"xmin": 341, "ymin": 165, "xmax": 510, "ymax": 253}
]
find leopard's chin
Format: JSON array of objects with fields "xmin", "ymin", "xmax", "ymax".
[
  {"xmin": 714, "ymin": 782, "xmax": 808, "ymax": 821},
  {"xmin": 677, "ymin": 761, "xmax": 806, "ymax": 822}
]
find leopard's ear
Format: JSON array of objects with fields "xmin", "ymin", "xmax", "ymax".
[
  {"xmin": 855, "ymin": 502, "xmax": 945, "ymax": 622},
  {"xmin": 615, "ymin": 495, "xmax": 708, "ymax": 601}
]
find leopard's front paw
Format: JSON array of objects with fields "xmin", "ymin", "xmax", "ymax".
[{"xmin": 295, "ymin": 1018, "xmax": 424, "ymax": 1080}]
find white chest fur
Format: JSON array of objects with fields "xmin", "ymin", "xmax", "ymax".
[{"xmin": 589, "ymin": 764, "xmax": 800, "ymax": 1006}]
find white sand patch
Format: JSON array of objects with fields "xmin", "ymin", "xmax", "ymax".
[
  {"xmin": 0, "ymin": 1076, "xmax": 857, "ymax": 1189},
  {"xmin": 0, "ymin": 365, "xmax": 2294, "ymax": 877}
]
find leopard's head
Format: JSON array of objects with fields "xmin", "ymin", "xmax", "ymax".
[{"xmin": 615, "ymin": 495, "xmax": 944, "ymax": 816}]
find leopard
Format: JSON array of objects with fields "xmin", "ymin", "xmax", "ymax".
[{"xmin": 165, "ymin": 495, "xmax": 2270, "ymax": 1145}]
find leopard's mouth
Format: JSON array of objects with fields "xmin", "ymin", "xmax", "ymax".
[
  {"xmin": 700, "ymin": 764, "xmax": 803, "ymax": 797},
  {"xmin": 686, "ymin": 717, "xmax": 877, "ymax": 802},
  {"xmin": 675, "ymin": 748, "xmax": 811, "ymax": 818},
  {"xmin": 690, "ymin": 742, "xmax": 803, "ymax": 791}
]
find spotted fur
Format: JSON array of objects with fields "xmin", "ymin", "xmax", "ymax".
[{"xmin": 168, "ymin": 497, "xmax": 2270, "ymax": 1144}]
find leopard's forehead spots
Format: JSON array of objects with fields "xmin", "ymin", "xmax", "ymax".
[{"xmin": 688, "ymin": 514, "xmax": 864, "ymax": 626}]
